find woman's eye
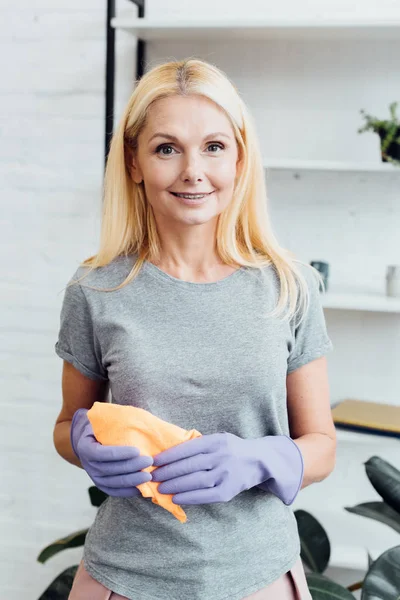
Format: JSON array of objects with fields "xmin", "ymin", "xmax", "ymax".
[
  {"xmin": 155, "ymin": 143, "xmax": 224, "ymax": 156},
  {"xmin": 207, "ymin": 143, "xmax": 224, "ymax": 153},
  {"xmin": 156, "ymin": 145, "xmax": 176, "ymax": 156}
]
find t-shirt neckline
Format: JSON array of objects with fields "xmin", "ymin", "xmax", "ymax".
[{"xmin": 142, "ymin": 260, "xmax": 246, "ymax": 291}]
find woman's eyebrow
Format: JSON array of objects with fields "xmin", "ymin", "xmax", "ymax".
[{"xmin": 148, "ymin": 131, "xmax": 231, "ymax": 143}]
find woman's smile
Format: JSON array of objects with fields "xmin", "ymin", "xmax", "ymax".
[{"xmin": 169, "ymin": 190, "xmax": 215, "ymax": 205}]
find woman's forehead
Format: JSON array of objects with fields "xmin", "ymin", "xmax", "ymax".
[{"xmin": 144, "ymin": 95, "xmax": 233, "ymax": 135}]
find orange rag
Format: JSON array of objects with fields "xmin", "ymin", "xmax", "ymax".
[{"xmin": 87, "ymin": 402, "xmax": 202, "ymax": 523}]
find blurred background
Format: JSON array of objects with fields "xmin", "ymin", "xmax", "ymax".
[{"xmin": 1, "ymin": 1, "xmax": 400, "ymax": 598}]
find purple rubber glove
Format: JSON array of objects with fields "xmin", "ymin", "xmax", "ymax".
[
  {"xmin": 70, "ymin": 408, "xmax": 154, "ymax": 498},
  {"xmin": 152, "ymin": 432, "xmax": 304, "ymax": 506}
]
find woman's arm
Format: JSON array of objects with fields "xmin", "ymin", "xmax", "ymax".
[
  {"xmin": 53, "ymin": 361, "xmax": 110, "ymax": 468},
  {"xmin": 286, "ymin": 356, "xmax": 337, "ymax": 489}
]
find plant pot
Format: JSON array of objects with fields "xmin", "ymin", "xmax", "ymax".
[{"xmin": 377, "ymin": 126, "xmax": 400, "ymax": 163}]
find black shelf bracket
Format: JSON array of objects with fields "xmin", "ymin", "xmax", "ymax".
[{"xmin": 105, "ymin": 0, "xmax": 146, "ymax": 168}]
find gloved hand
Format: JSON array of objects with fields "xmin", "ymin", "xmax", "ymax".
[
  {"xmin": 152, "ymin": 432, "xmax": 304, "ymax": 506},
  {"xmin": 70, "ymin": 408, "xmax": 154, "ymax": 498}
]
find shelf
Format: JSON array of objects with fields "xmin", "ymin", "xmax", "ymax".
[
  {"xmin": 111, "ymin": 18, "xmax": 400, "ymax": 41},
  {"xmin": 321, "ymin": 292, "xmax": 400, "ymax": 313},
  {"xmin": 263, "ymin": 159, "xmax": 400, "ymax": 173}
]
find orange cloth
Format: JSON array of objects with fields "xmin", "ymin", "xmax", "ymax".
[{"xmin": 87, "ymin": 402, "xmax": 202, "ymax": 523}]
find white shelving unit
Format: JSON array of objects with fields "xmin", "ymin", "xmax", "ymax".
[{"xmin": 109, "ymin": 8, "xmax": 400, "ymax": 574}]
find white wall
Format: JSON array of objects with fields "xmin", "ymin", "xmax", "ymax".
[
  {"xmin": 1, "ymin": 2, "xmax": 106, "ymax": 599},
  {"xmin": 2, "ymin": 1, "xmax": 400, "ymax": 598}
]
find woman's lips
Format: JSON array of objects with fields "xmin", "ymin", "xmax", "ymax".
[
  {"xmin": 170, "ymin": 191, "xmax": 214, "ymax": 196},
  {"xmin": 169, "ymin": 191, "xmax": 214, "ymax": 205}
]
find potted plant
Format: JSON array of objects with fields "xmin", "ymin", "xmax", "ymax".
[
  {"xmin": 298, "ymin": 455, "xmax": 400, "ymax": 598},
  {"xmin": 37, "ymin": 456, "xmax": 400, "ymax": 599},
  {"xmin": 358, "ymin": 101, "xmax": 400, "ymax": 166},
  {"xmin": 36, "ymin": 486, "xmax": 106, "ymax": 599}
]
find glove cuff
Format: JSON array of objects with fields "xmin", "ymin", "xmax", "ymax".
[
  {"xmin": 281, "ymin": 435, "xmax": 304, "ymax": 505},
  {"xmin": 257, "ymin": 435, "xmax": 304, "ymax": 505},
  {"xmin": 70, "ymin": 409, "xmax": 84, "ymax": 459}
]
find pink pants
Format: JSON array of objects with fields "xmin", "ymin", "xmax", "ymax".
[{"xmin": 68, "ymin": 556, "xmax": 312, "ymax": 599}]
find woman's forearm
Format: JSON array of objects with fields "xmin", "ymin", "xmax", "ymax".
[
  {"xmin": 294, "ymin": 432, "xmax": 337, "ymax": 489},
  {"xmin": 53, "ymin": 420, "xmax": 83, "ymax": 469}
]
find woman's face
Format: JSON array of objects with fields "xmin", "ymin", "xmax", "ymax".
[{"xmin": 130, "ymin": 94, "xmax": 241, "ymax": 227}]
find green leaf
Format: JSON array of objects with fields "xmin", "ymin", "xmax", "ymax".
[
  {"xmin": 294, "ymin": 509, "xmax": 331, "ymax": 573},
  {"xmin": 368, "ymin": 552, "xmax": 374, "ymax": 568},
  {"xmin": 345, "ymin": 501, "xmax": 400, "ymax": 534},
  {"xmin": 389, "ymin": 101, "xmax": 399, "ymax": 123},
  {"xmin": 37, "ymin": 565, "xmax": 78, "ymax": 599},
  {"xmin": 361, "ymin": 544, "xmax": 400, "ymax": 599},
  {"xmin": 306, "ymin": 572, "xmax": 356, "ymax": 599},
  {"xmin": 364, "ymin": 456, "xmax": 400, "ymax": 515},
  {"xmin": 37, "ymin": 529, "xmax": 88, "ymax": 563},
  {"xmin": 88, "ymin": 485, "xmax": 108, "ymax": 507}
]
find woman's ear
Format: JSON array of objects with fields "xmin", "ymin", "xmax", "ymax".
[
  {"xmin": 125, "ymin": 142, "xmax": 143, "ymax": 184},
  {"xmin": 235, "ymin": 153, "xmax": 244, "ymax": 181},
  {"xmin": 130, "ymin": 161, "xmax": 143, "ymax": 185}
]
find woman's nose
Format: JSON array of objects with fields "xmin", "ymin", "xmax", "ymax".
[{"xmin": 180, "ymin": 153, "xmax": 204, "ymax": 182}]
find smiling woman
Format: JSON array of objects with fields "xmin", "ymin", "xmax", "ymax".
[{"xmin": 54, "ymin": 58, "xmax": 334, "ymax": 600}]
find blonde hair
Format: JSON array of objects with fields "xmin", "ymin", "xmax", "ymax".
[{"xmin": 73, "ymin": 58, "xmax": 323, "ymax": 323}]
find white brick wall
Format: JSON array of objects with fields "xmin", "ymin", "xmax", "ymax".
[
  {"xmin": 1, "ymin": 2, "xmax": 107, "ymax": 599},
  {"xmin": 2, "ymin": 2, "xmax": 400, "ymax": 598}
]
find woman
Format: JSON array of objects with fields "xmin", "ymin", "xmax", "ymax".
[{"xmin": 54, "ymin": 58, "xmax": 336, "ymax": 600}]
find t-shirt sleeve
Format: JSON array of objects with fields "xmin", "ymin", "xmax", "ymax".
[
  {"xmin": 55, "ymin": 273, "xmax": 108, "ymax": 382},
  {"xmin": 287, "ymin": 265, "xmax": 333, "ymax": 374}
]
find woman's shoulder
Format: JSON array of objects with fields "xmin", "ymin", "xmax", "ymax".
[
  {"xmin": 251, "ymin": 260, "xmax": 315, "ymax": 286},
  {"xmin": 253, "ymin": 260, "xmax": 322, "ymax": 321},
  {"xmin": 69, "ymin": 253, "xmax": 138, "ymax": 290},
  {"xmin": 292, "ymin": 261, "xmax": 321, "ymax": 297}
]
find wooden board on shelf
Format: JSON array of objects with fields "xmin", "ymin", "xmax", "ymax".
[{"xmin": 332, "ymin": 398, "xmax": 400, "ymax": 438}]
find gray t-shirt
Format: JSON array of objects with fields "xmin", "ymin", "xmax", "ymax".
[{"xmin": 55, "ymin": 253, "xmax": 333, "ymax": 600}]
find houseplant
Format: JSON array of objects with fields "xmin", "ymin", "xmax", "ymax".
[
  {"xmin": 36, "ymin": 486, "xmax": 105, "ymax": 599},
  {"xmin": 358, "ymin": 101, "xmax": 400, "ymax": 165},
  {"xmin": 37, "ymin": 455, "xmax": 400, "ymax": 599},
  {"xmin": 298, "ymin": 455, "xmax": 400, "ymax": 599}
]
